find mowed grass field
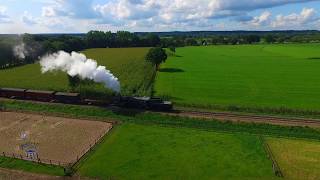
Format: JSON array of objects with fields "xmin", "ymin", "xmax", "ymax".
[
  {"xmin": 78, "ymin": 124, "xmax": 276, "ymax": 180},
  {"xmin": 267, "ymin": 138, "xmax": 320, "ymax": 180},
  {"xmin": 0, "ymin": 48, "xmax": 153, "ymax": 96},
  {"xmin": 155, "ymin": 44, "xmax": 320, "ymax": 111}
]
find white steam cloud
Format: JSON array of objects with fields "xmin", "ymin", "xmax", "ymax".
[
  {"xmin": 40, "ymin": 51, "xmax": 121, "ymax": 93},
  {"xmin": 13, "ymin": 43, "xmax": 27, "ymax": 59}
]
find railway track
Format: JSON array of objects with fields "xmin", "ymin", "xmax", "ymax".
[
  {"xmin": 169, "ymin": 110, "xmax": 320, "ymax": 128},
  {"xmin": 2, "ymin": 96, "xmax": 320, "ymax": 128}
]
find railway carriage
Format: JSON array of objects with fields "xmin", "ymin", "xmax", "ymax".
[
  {"xmin": 54, "ymin": 92, "xmax": 81, "ymax": 104},
  {"xmin": 0, "ymin": 87, "xmax": 173, "ymax": 111},
  {"xmin": 0, "ymin": 88, "xmax": 27, "ymax": 99},
  {"xmin": 25, "ymin": 90, "xmax": 56, "ymax": 102}
]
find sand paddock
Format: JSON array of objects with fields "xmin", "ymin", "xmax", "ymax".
[{"xmin": 0, "ymin": 111, "xmax": 112, "ymax": 165}]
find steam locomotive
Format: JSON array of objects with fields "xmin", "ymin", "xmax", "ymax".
[{"xmin": 0, "ymin": 87, "xmax": 172, "ymax": 111}]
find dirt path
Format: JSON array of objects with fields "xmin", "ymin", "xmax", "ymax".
[
  {"xmin": 0, "ymin": 168, "xmax": 96, "ymax": 180},
  {"xmin": 0, "ymin": 168, "xmax": 61, "ymax": 180},
  {"xmin": 166, "ymin": 110, "xmax": 320, "ymax": 128}
]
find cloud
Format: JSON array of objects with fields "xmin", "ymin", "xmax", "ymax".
[
  {"xmin": 272, "ymin": 8, "xmax": 318, "ymax": 28},
  {"xmin": 2, "ymin": 0, "xmax": 320, "ymax": 33},
  {"xmin": 245, "ymin": 11, "xmax": 272, "ymax": 26},
  {"xmin": 21, "ymin": 10, "xmax": 74, "ymax": 32},
  {"xmin": 21, "ymin": 11, "xmax": 39, "ymax": 25},
  {"xmin": 42, "ymin": 6, "xmax": 56, "ymax": 17},
  {"xmin": 43, "ymin": 0, "xmax": 320, "ymax": 25},
  {"xmin": 236, "ymin": 7, "xmax": 319, "ymax": 29},
  {"xmin": 90, "ymin": 0, "xmax": 320, "ymax": 29},
  {"xmin": 0, "ymin": 6, "xmax": 11, "ymax": 23},
  {"xmin": 42, "ymin": 0, "xmax": 98, "ymax": 19},
  {"xmin": 212, "ymin": 0, "xmax": 319, "ymax": 11}
]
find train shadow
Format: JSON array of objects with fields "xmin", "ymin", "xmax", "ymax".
[
  {"xmin": 109, "ymin": 106, "xmax": 146, "ymax": 117},
  {"xmin": 159, "ymin": 68, "xmax": 185, "ymax": 73},
  {"xmin": 308, "ymin": 57, "xmax": 320, "ymax": 60}
]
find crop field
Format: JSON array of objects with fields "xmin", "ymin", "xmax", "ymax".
[
  {"xmin": 267, "ymin": 138, "xmax": 320, "ymax": 180},
  {"xmin": 0, "ymin": 48, "xmax": 153, "ymax": 96},
  {"xmin": 0, "ymin": 111, "xmax": 112, "ymax": 165},
  {"xmin": 78, "ymin": 123, "xmax": 276, "ymax": 180},
  {"xmin": 155, "ymin": 44, "xmax": 320, "ymax": 111}
]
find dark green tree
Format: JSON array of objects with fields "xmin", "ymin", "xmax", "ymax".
[
  {"xmin": 265, "ymin": 35, "xmax": 276, "ymax": 44},
  {"xmin": 86, "ymin": 31, "xmax": 108, "ymax": 48},
  {"xmin": 146, "ymin": 33, "xmax": 161, "ymax": 47},
  {"xmin": 145, "ymin": 47, "xmax": 167, "ymax": 70},
  {"xmin": 68, "ymin": 75, "xmax": 81, "ymax": 90},
  {"xmin": 0, "ymin": 42, "xmax": 14, "ymax": 68},
  {"xmin": 169, "ymin": 46, "xmax": 176, "ymax": 53}
]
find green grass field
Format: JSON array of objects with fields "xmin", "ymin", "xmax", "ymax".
[
  {"xmin": 155, "ymin": 44, "xmax": 320, "ymax": 111},
  {"xmin": 267, "ymin": 138, "xmax": 320, "ymax": 180},
  {"xmin": 0, "ymin": 156, "xmax": 64, "ymax": 176},
  {"xmin": 0, "ymin": 48, "xmax": 153, "ymax": 96},
  {"xmin": 78, "ymin": 123, "xmax": 275, "ymax": 180}
]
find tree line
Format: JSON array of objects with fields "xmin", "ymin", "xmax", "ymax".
[
  {"xmin": 0, "ymin": 31, "xmax": 161, "ymax": 69},
  {"xmin": 1, "ymin": 30, "xmax": 320, "ymax": 69},
  {"xmin": 161, "ymin": 33, "xmax": 320, "ymax": 47}
]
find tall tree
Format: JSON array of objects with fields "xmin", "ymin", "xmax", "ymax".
[
  {"xmin": 86, "ymin": 31, "xmax": 108, "ymax": 48},
  {"xmin": 145, "ymin": 47, "xmax": 167, "ymax": 70}
]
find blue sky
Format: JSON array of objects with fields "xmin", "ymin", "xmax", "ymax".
[{"xmin": 0, "ymin": 0, "xmax": 319, "ymax": 33}]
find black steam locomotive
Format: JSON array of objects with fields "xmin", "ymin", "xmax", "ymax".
[{"xmin": 0, "ymin": 87, "xmax": 173, "ymax": 111}]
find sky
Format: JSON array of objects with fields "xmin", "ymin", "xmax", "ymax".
[{"xmin": 0, "ymin": 0, "xmax": 320, "ymax": 33}]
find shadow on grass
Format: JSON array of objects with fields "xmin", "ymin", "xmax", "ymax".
[
  {"xmin": 110, "ymin": 106, "xmax": 146, "ymax": 117},
  {"xmin": 159, "ymin": 68, "xmax": 185, "ymax": 73},
  {"xmin": 308, "ymin": 57, "xmax": 320, "ymax": 60}
]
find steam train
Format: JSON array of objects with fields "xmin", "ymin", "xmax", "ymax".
[{"xmin": 0, "ymin": 88, "xmax": 173, "ymax": 111}]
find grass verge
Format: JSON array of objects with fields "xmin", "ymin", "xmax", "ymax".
[{"xmin": 0, "ymin": 156, "xmax": 64, "ymax": 176}]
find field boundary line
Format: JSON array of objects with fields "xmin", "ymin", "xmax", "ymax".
[
  {"xmin": 259, "ymin": 136, "xmax": 284, "ymax": 178},
  {"xmin": 1, "ymin": 108, "xmax": 119, "ymax": 125},
  {"xmin": 71, "ymin": 124, "xmax": 120, "ymax": 173},
  {"xmin": 70, "ymin": 125, "xmax": 114, "ymax": 169},
  {"xmin": 0, "ymin": 151, "xmax": 69, "ymax": 167}
]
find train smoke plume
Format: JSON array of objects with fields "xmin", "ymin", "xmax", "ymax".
[
  {"xmin": 13, "ymin": 43, "xmax": 27, "ymax": 59},
  {"xmin": 40, "ymin": 51, "xmax": 120, "ymax": 93}
]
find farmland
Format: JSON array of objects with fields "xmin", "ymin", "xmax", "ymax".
[
  {"xmin": 0, "ymin": 48, "xmax": 153, "ymax": 96},
  {"xmin": 155, "ymin": 44, "xmax": 320, "ymax": 111},
  {"xmin": 2, "ymin": 100, "xmax": 320, "ymax": 179},
  {"xmin": 0, "ymin": 111, "xmax": 112, "ymax": 165},
  {"xmin": 267, "ymin": 138, "xmax": 320, "ymax": 180},
  {"xmin": 2, "ymin": 43, "xmax": 320, "ymax": 179},
  {"xmin": 78, "ymin": 123, "xmax": 275, "ymax": 179}
]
